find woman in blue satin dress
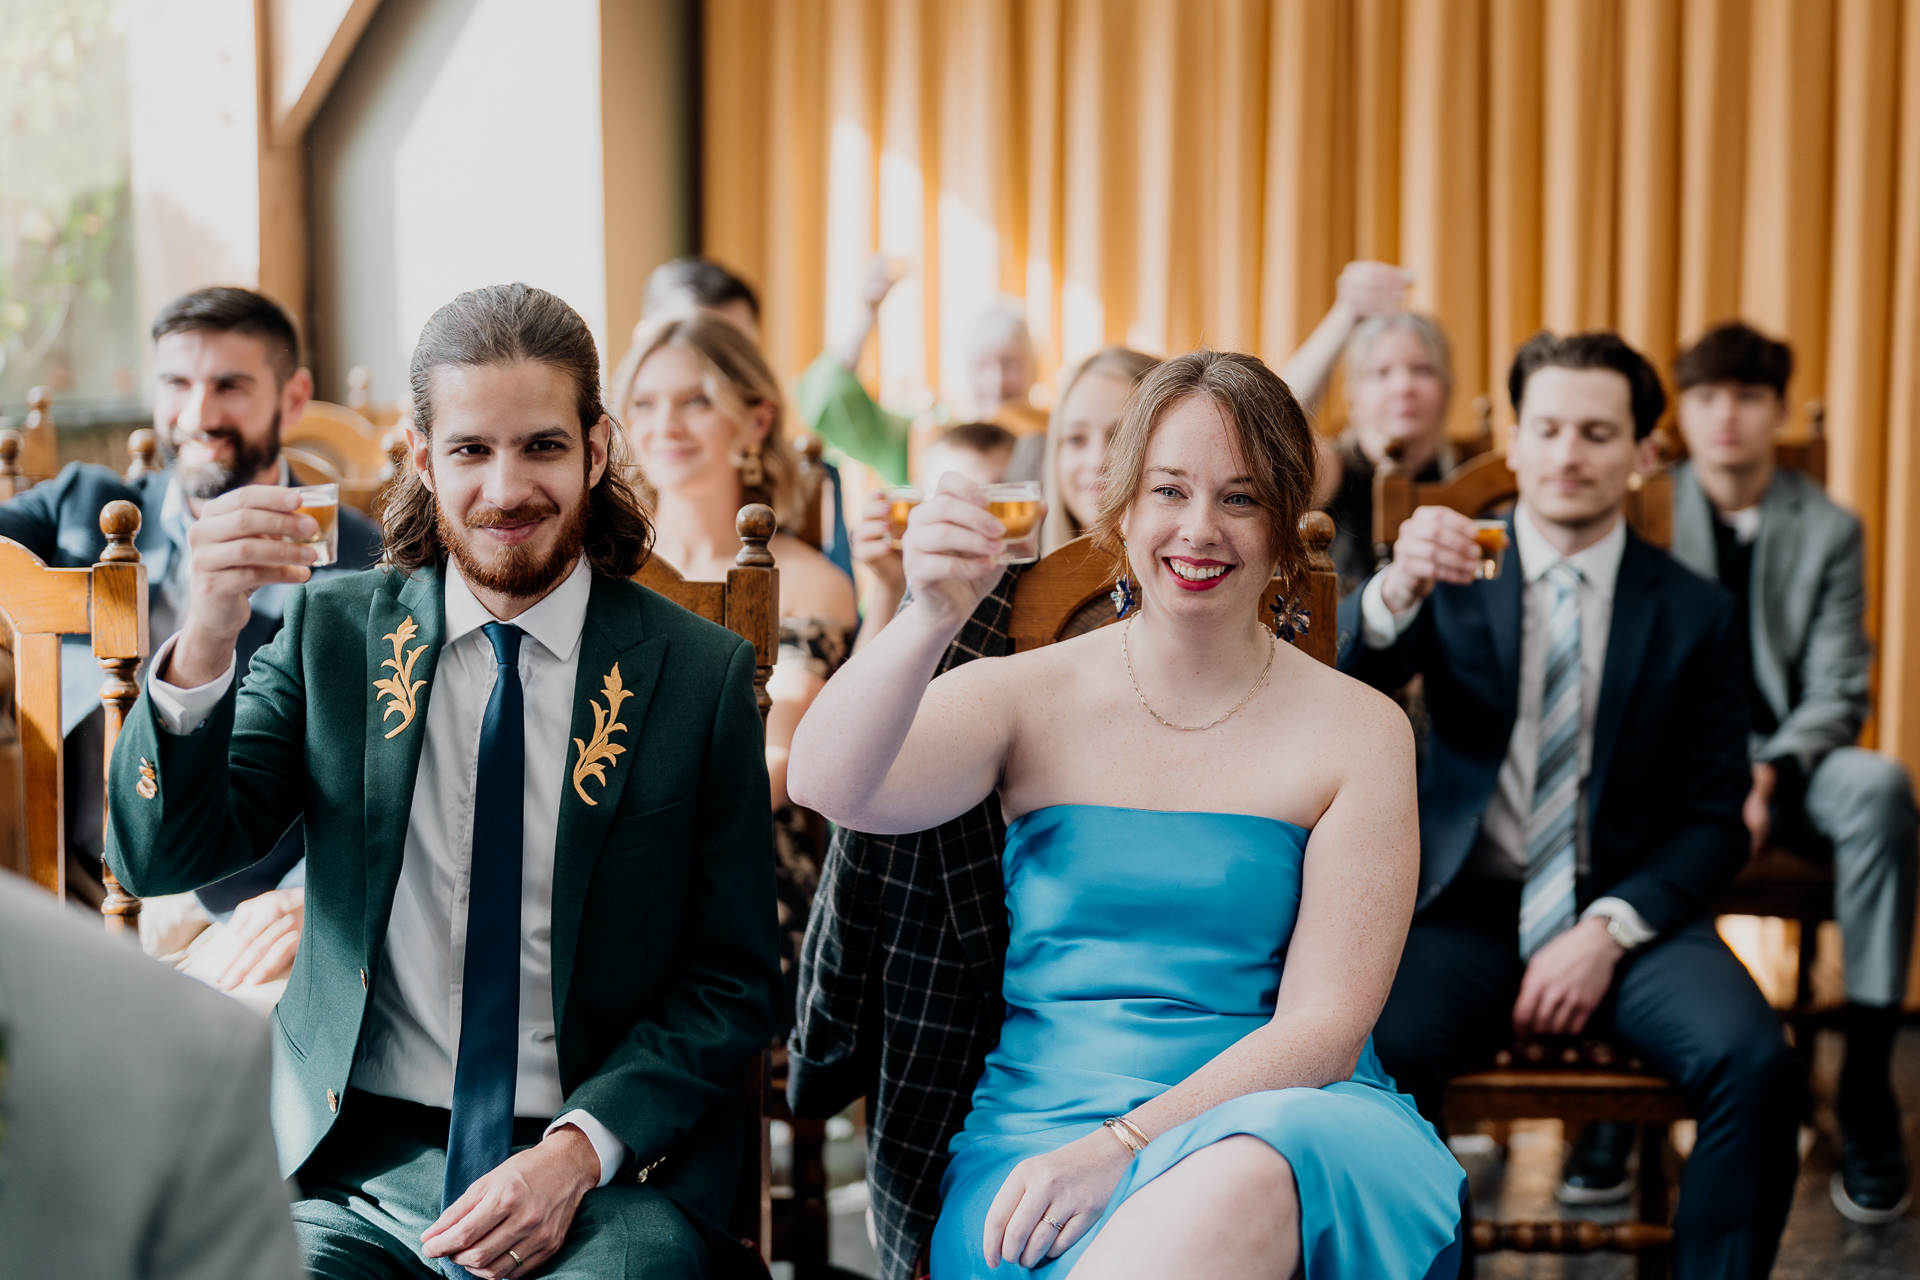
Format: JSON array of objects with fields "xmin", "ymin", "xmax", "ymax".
[{"xmin": 790, "ymin": 350, "xmax": 1465, "ymax": 1279}]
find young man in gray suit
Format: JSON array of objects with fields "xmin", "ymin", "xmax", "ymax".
[{"xmin": 1670, "ymin": 322, "xmax": 1916, "ymax": 1223}]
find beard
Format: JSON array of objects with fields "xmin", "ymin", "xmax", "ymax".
[
  {"xmin": 174, "ymin": 410, "xmax": 283, "ymax": 501},
  {"xmin": 436, "ymin": 489, "xmax": 591, "ymax": 600}
]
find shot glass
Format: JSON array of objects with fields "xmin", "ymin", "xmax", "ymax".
[
  {"xmin": 985, "ymin": 480, "xmax": 1043, "ymax": 565},
  {"xmin": 1472, "ymin": 518, "xmax": 1508, "ymax": 580},
  {"xmin": 292, "ymin": 483, "xmax": 340, "ymax": 567},
  {"xmin": 882, "ymin": 485, "xmax": 924, "ymax": 550}
]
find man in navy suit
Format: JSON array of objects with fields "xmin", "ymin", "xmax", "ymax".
[
  {"xmin": 0, "ymin": 286, "xmax": 380, "ymax": 945},
  {"xmin": 1345, "ymin": 332, "xmax": 1801, "ymax": 1279}
]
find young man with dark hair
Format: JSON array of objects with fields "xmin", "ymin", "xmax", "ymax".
[
  {"xmin": 0, "ymin": 285, "xmax": 381, "ymax": 926},
  {"xmin": 106, "ymin": 283, "xmax": 782, "ymax": 1279},
  {"xmin": 640, "ymin": 256, "xmax": 762, "ymax": 338},
  {"xmin": 1671, "ymin": 321, "xmax": 1915, "ymax": 1222},
  {"xmin": 1345, "ymin": 331, "xmax": 1802, "ymax": 1278}
]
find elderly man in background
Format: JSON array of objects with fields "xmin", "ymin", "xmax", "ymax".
[
  {"xmin": 0, "ymin": 286, "xmax": 381, "ymax": 989},
  {"xmin": 1667, "ymin": 321, "xmax": 1916, "ymax": 1223}
]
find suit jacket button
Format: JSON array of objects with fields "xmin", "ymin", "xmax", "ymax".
[
  {"xmin": 326, "ymin": 1088, "xmax": 339, "ymax": 1113},
  {"xmin": 359, "ymin": 968, "xmax": 368, "ymax": 990}
]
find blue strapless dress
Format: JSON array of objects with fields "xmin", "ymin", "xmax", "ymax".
[{"xmin": 931, "ymin": 806, "xmax": 1465, "ymax": 1278}]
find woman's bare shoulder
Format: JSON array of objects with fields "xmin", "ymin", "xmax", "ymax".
[
  {"xmin": 1277, "ymin": 648, "xmax": 1415, "ymax": 758},
  {"xmin": 771, "ymin": 535, "xmax": 857, "ymax": 623}
]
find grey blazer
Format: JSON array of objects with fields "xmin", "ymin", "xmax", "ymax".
[
  {"xmin": 0, "ymin": 871, "xmax": 302, "ymax": 1280},
  {"xmin": 1669, "ymin": 461, "xmax": 1871, "ymax": 773}
]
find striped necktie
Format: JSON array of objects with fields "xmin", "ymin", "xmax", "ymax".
[
  {"xmin": 1520, "ymin": 562, "xmax": 1583, "ymax": 959},
  {"xmin": 440, "ymin": 621, "xmax": 525, "ymax": 1275}
]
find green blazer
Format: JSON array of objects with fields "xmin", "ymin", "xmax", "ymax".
[{"xmin": 105, "ymin": 564, "xmax": 782, "ymax": 1234}]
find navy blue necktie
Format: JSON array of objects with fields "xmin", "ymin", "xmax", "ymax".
[{"xmin": 440, "ymin": 622, "xmax": 525, "ymax": 1274}]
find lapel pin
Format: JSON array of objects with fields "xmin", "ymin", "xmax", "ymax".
[
  {"xmin": 572, "ymin": 662, "xmax": 633, "ymax": 806},
  {"xmin": 136, "ymin": 758, "xmax": 157, "ymax": 800},
  {"xmin": 373, "ymin": 616, "xmax": 430, "ymax": 740}
]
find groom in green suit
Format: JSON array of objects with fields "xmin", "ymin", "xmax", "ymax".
[{"xmin": 106, "ymin": 284, "xmax": 782, "ymax": 1279}]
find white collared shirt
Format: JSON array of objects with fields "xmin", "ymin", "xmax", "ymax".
[
  {"xmin": 147, "ymin": 556, "xmax": 627, "ymax": 1184},
  {"xmin": 1360, "ymin": 506, "xmax": 1653, "ymax": 943}
]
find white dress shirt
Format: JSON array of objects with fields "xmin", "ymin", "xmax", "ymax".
[
  {"xmin": 1360, "ymin": 506, "xmax": 1655, "ymax": 945},
  {"xmin": 148, "ymin": 556, "xmax": 627, "ymax": 1184}
]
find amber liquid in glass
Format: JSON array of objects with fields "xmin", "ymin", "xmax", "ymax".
[
  {"xmin": 297, "ymin": 498, "xmax": 340, "ymax": 566},
  {"xmin": 887, "ymin": 499, "xmax": 919, "ymax": 549},
  {"xmin": 1473, "ymin": 522, "xmax": 1508, "ymax": 580},
  {"xmin": 987, "ymin": 499, "xmax": 1042, "ymax": 540}
]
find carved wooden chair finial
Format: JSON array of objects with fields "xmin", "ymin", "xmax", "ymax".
[
  {"xmin": 0, "ymin": 428, "xmax": 22, "ymax": 497},
  {"xmin": 125, "ymin": 428, "xmax": 158, "ymax": 483},
  {"xmin": 735, "ymin": 503, "xmax": 778, "ymax": 567},
  {"xmin": 100, "ymin": 500, "xmax": 142, "ymax": 561}
]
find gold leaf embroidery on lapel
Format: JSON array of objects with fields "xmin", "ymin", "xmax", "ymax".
[
  {"xmin": 373, "ymin": 616, "xmax": 430, "ymax": 740},
  {"xmin": 570, "ymin": 663, "xmax": 633, "ymax": 806},
  {"xmin": 136, "ymin": 758, "xmax": 157, "ymax": 800}
]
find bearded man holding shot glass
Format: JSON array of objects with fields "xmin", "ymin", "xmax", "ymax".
[{"xmin": 0, "ymin": 286, "xmax": 382, "ymax": 952}]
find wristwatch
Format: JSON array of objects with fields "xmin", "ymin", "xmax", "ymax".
[{"xmin": 1601, "ymin": 912, "xmax": 1642, "ymax": 952}]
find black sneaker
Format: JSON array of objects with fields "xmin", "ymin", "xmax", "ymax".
[
  {"xmin": 1831, "ymin": 1141, "xmax": 1913, "ymax": 1224},
  {"xmin": 1556, "ymin": 1121, "xmax": 1636, "ymax": 1206}
]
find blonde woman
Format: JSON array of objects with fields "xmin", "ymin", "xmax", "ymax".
[
  {"xmin": 1039, "ymin": 347, "xmax": 1161, "ymax": 555},
  {"xmin": 613, "ymin": 314, "xmax": 856, "ymax": 997}
]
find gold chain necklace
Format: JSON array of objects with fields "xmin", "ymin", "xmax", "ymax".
[{"xmin": 1121, "ymin": 616, "xmax": 1276, "ymax": 732}]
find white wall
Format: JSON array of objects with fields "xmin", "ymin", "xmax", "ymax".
[
  {"xmin": 310, "ymin": 0, "xmax": 611, "ymax": 406},
  {"xmin": 126, "ymin": 0, "xmax": 263, "ymax": 343}
]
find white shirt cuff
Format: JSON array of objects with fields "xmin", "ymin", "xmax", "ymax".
[
  {"xmin": 1581, "ymin": 896, "xmax": 1657, "ymax": 948},
  {"xmin": 146, "ymin": 635, "xmax": 237, "ymax": 736},
  {"xmin": 1359, "ymin": 571, "xmax": 1423, "ymax": 649},
  {"xmin": 546, "ymin": 1110, "xmax": 628, "ymax": 1188}
]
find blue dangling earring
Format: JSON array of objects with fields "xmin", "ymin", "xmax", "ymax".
[{"xmin": 1111, "ymin": 573, "xmax": 1136, "ymax": 619}]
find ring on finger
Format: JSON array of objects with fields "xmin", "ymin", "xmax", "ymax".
[
  {"xmin": 1042, "ymin": 1213, "xmax": 1067, "ymax": 1232},
  {"xmin": 505, "ymin": 1247, "xmax": 524, "ymax": 1274}
]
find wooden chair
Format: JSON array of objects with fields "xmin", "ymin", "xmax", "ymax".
[
  {"xmin": 284, "ymin": 401, "xmax": 396, "ymax": 515},
  {"xmin": 634, "ymin": 503, "xmax": 780, "ymax": 1262},
  {"xmin": 789, "ymin": 432, "xmax": 830, "ymax": 552},
  {"xmin": 0, "ymin": 500, "xmax": 149, "ymax": 925},
  {"xmin": 1011, "ymin": 511, "xmax": 1342, "ymax": 668},
  {"xmin": 1372, "ymin": 445, "xmax": 1674, "ymax": 568},
  {"xmin": 17, "ymin": 386, "xmax": 59, "ymax": 486},
  {"xmin": 0, "ymin": 428, "xmax": 28, "ymax": 499}
]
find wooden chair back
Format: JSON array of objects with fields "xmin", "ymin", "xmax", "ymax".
[
  {"xmin": 788, "ymin": 432, "xmax": 830, "ymax": 551},
  {"xmin": 125, "ymin": 428, "xmax": 160, "ymax": 483},
  {"xmin": 0, "ymin": 500, "xmax": 149, "ymax": 925},
  {"xmin": 1009, "ymin": 512, "xmax": 1341, "ymax": 667},
  {"xmin": 632, "ymin": 502, "xmax": 779, "ymax": 1258},
  {"xmin": 1372, "ymin": 445, "xmax": 1673, "ymax": 568},
  {"xmin": 632, "ymin": 504, "xmax": 781, "ymax": 722},
  {"xmin": 17, "ymin": 386, "xmax": 58, "ymax": 485},
  {"xmin": 284, "ymin": 401, "xmax": 395, "ymax": 515},
  {"xmin": 0, "ymin": 429, "xmax": 28, "ymax": 499}
]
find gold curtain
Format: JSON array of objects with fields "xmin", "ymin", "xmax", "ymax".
[{"xmin": 705, "ymin": 0, "xmax": 1920, "ymax": 1000}]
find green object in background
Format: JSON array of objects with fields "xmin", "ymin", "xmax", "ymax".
[{"xmin": 794, "ymin": 353, "xmax": 911, "ymax": 486}]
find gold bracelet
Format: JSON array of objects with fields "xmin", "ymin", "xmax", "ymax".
[
  {"xmin": 1102, "ymin": 1117, "xmax": 1147, "ymax": 1157},
  {"xmin": 1116, "ymin": 1117, "xmax": 1151, "ymax": 1149}
]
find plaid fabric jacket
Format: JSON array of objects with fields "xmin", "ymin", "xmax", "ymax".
[{"xmin": 787, "ymin": 570, "xmax": 1024, "ymax": 1280}]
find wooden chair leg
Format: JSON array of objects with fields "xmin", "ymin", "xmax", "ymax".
[{"xmin": 1635, "ymin": 1121, "xmax": 1670, "ymax": 1280}]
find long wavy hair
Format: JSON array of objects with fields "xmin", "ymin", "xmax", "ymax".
[
  {"xmin": 1040, "ymin": 346, "xmax": 1161, "ymax": 554},
  {"xmin": 607, "ymin": 313, "xmax": 806, "ymax": 530},
  {"xmin": 1090, "ymin": 350, "xmax": 1317, "ymax": 598},
  {"xmin": 382, "ymin": 283, "xmax": 653, "ymax": 578}
]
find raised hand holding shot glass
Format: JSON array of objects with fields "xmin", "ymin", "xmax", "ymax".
[{"xmin": 167, "ymin": 485, "xmax": 322, "ymax": 689}]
